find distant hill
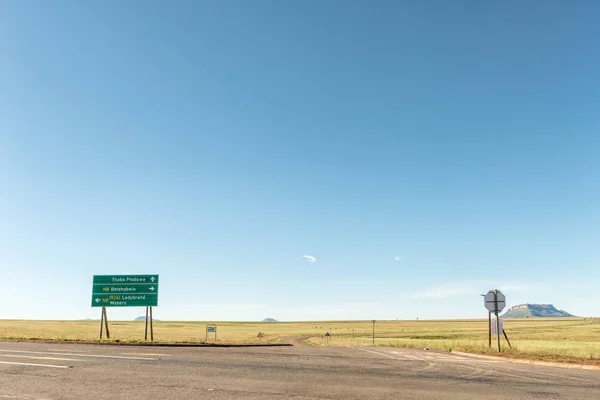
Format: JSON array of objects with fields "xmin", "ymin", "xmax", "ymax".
[
  {"xmin": 262, "ymin": 318, "xmax": 278, "ymax": 322},
  {"xmin": 502, "ymin": 304, "xmax": 576, "ymax": 318},
  {"xmin": 134, "ymin": 316, "xmax": 160, "ymax": 321}
]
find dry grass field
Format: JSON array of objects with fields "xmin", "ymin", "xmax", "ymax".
[{"xmin": 1, "ymin": 318, "xmax": 599, "ymax": 364}]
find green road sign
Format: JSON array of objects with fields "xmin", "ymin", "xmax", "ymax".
[{"xmin": 92, "ymin": 275, "xmax": 159, "ymax": 307}]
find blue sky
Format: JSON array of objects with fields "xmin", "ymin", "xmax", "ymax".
[{"xmin": 1, "ymin": 1, "xmax": 598, "ymax": 321}]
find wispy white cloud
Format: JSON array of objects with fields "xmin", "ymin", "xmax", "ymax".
[
  {"xmin": 411, "ymin": 283, "xmax": 475, "ymax": 299},
  {"xmin": 191, "ymin": 304, "xmax": 267, "ymax": 310},
  {"xmin": 410, "ymin": 281, "xmax": 546, "ymax": 299},
  {"xmin": 497, "ymin": 283, "xmax": 544, "ymax": 292},
  {"xmin": 302, "ymin": 255, "xmax": 316, "ymax": 263},
  {"xmin": 394, "ymin": 256, "xmax": 401, "ymax": 261},
  {"xmin": 284, "ymin": 302, "xmax": 383, "ymax": 316}
]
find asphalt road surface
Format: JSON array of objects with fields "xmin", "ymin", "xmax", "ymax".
[{"xmin": 1, "ymin": 341, "xmax": 599, "ymax": 399}]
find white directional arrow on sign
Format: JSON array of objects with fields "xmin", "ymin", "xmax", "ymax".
[
  {"xmin": 149, "ymin": 287, "xmax": 155, "ymax": 291},
  {"xmin": 95, "ymin": 298, "xmax": 101, "ymax": 303},
  {"xmin": 150, "ymin": 277, "xmax": 156, "ymax": 282}
]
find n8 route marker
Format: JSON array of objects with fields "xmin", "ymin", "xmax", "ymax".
[
  {"xmin": 92, "ymin": 275, "xmax": 159, "ymax": 307},
  {"xmin": 93, "ymin": 283, "xmax": 157, "ymax": 294}
]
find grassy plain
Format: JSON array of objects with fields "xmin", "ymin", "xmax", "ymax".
[{"xmin": 1, "ymin": 318, "xmax": 599, "ymax": 364}]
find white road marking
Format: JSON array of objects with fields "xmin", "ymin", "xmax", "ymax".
[
  {"xmin": 351, "ymin": 347, "xmax": 399, "ymax": 359},
  {"xmin": 0, "ymin": 355, "xmax": 85, "ymax": 362},
  {"xmin": 486, "ymin": 365, "xmax": 600, "ymax": 384},
  {"xmin": 350, "ymin": 347, "xmax": 598, "ymax": 385},
  {"xmin": 389, "ymin": 351, "xmax": 430, "ymax": 361},
  {"xmin": 47, "ymin": 349, "xmax": 88, "ymax": 353},
  {"xmin": 358, "ymin": 348, "xmax": 498, "ymax": 363},
  {"xmin": 424, "ymin": 353, "xmax": 463, "ymax": 359},
  {"xmin": 0, "ymin": 350, "xmax": 157, "ymax": 361},
  {"xmin": 439, "ymin": 359, "xmax": 498, "ymax": 363},
  {"xmin": 389, "ymin": 350, "xmax": 597, "ymax": 384},
  {"xmin": 0, "ymin": 360, "xmax": 70, "ymax": 369},
  {"xmin": 453, "ymin": 351, "xmax": 600, "ymax": 371}
]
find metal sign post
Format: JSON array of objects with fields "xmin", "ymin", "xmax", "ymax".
[
  {"xmin": 488, "ymin": 311, "xmax": 492, "ymax": 348},
  {"xmin": 99, "ymin": 307, "xmax": 104, "ymax": 339},
  {"xmin": 206, "ymin": 325, "xmax": 217, "ymax": 342},
  {"xmin": 144, "ymin": 306, "xmax": 149, "ymax": 341},
  {"xmin": 495, "ymin": 291, "xmax": 501, "ymax": 353},
  {"xmin": 150, "ymin": 306, "xmax": 154, "ymax": 342},
  {"xmin": 503, "ymin": 329, "xmax": 512, "ymax": 348},
  {"xmin": 484, "ymin": 289, "xmax": 506, "ymax": 353},
  {"xmin": 103, "ymin": 307, "xmax": 110, "ymax": 339},
  {"xmin": 372, "ymin": 320, "xmax": 376, "ymax": 346}
]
